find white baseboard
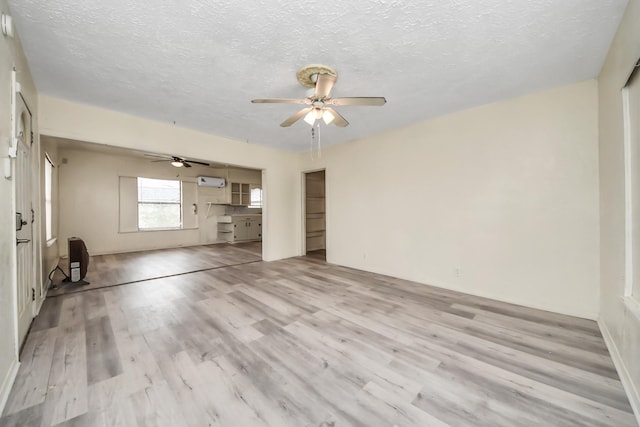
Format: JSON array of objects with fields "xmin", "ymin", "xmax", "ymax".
[
  {"xmin": 0, "ymin": 357, "xmax": 20, "ymax": 417},
  {"xmin": 598, "ymin": 319, "xmax": 640, "ymax": 425}
]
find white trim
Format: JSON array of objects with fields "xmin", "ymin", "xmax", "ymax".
[
  {"xmin": 623, "ymin": 86, "xmax": 634, "ymax": 297},
  {"xmin": 0, "ymin": 357, "xmax": 20, "ymax": 417},
  {"xmin": 598, "ymin": 318, "xmax": 640, "ymax": 424}
]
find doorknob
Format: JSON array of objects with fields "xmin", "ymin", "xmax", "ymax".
[{"xmin": 16, "ymin": 238, "xmax": 30, "ymax": 245}]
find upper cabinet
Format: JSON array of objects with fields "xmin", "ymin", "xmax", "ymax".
[
  {"xmin": 231, "ymin": 182, "xmax": 251, "ymax": 205},
  {"xmin": 229, "ymin": 182, "xmax": 262, "ymax": 207}
]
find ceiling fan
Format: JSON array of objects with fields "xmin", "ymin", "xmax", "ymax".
[
  {"xmin": 252, "ymin": 64, "xmax": 386, "ymax": 127},
  {"xmin": 144, "ymin": 154, "xmax": 210, "ymax": 168}
]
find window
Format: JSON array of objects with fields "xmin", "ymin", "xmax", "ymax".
[
  {"xmin": 624, "ymin": 59, "xmax": 640, "ymax": 302},
  {"xmin": 44, "ymin": 154, "xmax": 53, "ymax": 241},
  {"xmin": 137, "ymin": 177, "xmax": 182, "ymax": 229},
  {"xmin": 249, "ymin": 185, "xmax": 262, "ymax": 208}
]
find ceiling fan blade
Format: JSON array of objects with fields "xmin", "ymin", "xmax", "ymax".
[
  {"xmin": 150, "ymin": 159, "xmax": 168, "ymax": 163},
  {"xmin": 280, "ymin": 107, "xmax": 312, "ymax": 127},
  {"xmin": 184, "ymin": 160, "xmax": 210, "ymax": 166},
  {"xmin": 325, "ymin": 107, "xmax": 349, "ymax": 127},
  {"xmin": 314, "ymin": 73, "xmax": 336, "ymax": 98},
  {"xmin": 144, "ymin": 153, "xmax": 172, "ymax": 159},
  {"xmin": 252, "ymin": 98, "xmax": 307, "ymax": 104},
  {"xmin": 330, "ymin": 97, "xmax": 387, "ymax": 106},
  {"xmin": 183, "ymin": 162, "xmax": 193, "ymax": 168}
]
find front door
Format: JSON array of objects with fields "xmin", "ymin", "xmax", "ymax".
[{"xmin": 15, "ymin": 93, "xmax": 34, "ymax": 349}]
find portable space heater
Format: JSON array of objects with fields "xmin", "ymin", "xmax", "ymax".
[{"xmin": 66, "ymin": 237, "xmax": 90, "ymax": 284}]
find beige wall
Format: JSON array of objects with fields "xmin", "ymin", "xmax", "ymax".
[
  {"xmin": 38, "ymin": 96, "xmax": 301, "ymax": 262},
  {"xmin": 0, "ymin": 0, "xmax": 39, "ymax": 412},
  {"xmin": 301, "ymin": 80, "xmax": 600, "ymax": 319},
  {"xmin": 598, "ymin": 0, "xmax": 640, "ymax": 417},
  {"xmin": 56, "ymin": 145, "xmax": 261, "ymax": 256}
]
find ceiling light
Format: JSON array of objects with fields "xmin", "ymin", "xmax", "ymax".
[
  {"xmin": 305, "ymin": 107, "xmax": 330, "ymax": 126},
  {"xmin": 322, "ymin": 109, "xmax": 335, "ymax": 125},
  {"xmin": 304, "ymin": 111, "xmax": 316, "ymax": 125},
  {"xmin": 170, "ymin": 160, "xmax": 184, "ymax": 167}
]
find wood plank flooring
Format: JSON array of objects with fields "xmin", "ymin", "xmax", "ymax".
[
  {"xmin": 2, "ymin": 248, "xmax": 636, "ymax": 426},
  {"xmin": 48, "ymin": 242, "xmax": 262, "ymax": 296}
]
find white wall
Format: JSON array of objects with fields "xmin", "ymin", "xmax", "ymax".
[
  {"xmin": 598, "ymin": 0, "xmax": 640, "ymax": 417},
  {"xmin": 300, "ymin": 80, "xmax": 600, "ymax": 320},
  {"xmin": 38, "ymin": 96, "xmax": 301, "ymax": 262},
  {"xmin": 56, "ymin": 145, "xmax": 261, "ymax": 256},
  {"xmin": 0, "ymin": 0, "xmax": 39, "ymax": 412}
]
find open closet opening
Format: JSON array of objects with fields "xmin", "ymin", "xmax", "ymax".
[{"xmin": 304, "ymin": 170, "xmax": 326, "ymax": 259}]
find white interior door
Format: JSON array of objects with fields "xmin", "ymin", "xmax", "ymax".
[{"xmin": 15, "ymin": 94, "xmax": 34, "ymax": 349}]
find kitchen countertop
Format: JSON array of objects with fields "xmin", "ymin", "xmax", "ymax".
[{"xmin": 217, "ymin": 214, "xmax": 262, "ymax": 223}]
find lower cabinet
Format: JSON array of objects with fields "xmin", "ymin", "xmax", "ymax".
[
  {"xmin": 235, "ymin": 217, "xmax": 261, "ymax": 241},
  {"xmin": 217, "ymin": 215, "xmax": 261, "ymax": 242}
]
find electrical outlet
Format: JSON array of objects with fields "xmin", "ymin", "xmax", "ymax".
[{"xmin": 454, "ymin": 267, "xmax": 461, "ymax": 277}]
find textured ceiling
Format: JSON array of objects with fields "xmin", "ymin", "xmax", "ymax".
[{"xmin": 7, "ymin": 0, "xmax": 628, "ymax": 152}]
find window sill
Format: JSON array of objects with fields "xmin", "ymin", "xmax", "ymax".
[
  {"xmin": 46, "ymin": 237, "xmax": 57, "ymax": 247},
  {"xmin": 623, "ymin": 296, "xmax": 640, "ymax": 322},
  {"xmin": 119, "ymin": 227, "xmax": 198, "ymax": 234}
]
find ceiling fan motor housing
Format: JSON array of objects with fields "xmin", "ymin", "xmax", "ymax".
[{"xmin": 296, "ymin": 64, "xmax": 337, "ymax": 88}]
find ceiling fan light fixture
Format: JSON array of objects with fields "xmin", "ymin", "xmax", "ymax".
[
  {"xmin": 255, "ymin": 64, "xmax": 385, "ymax": 128},
  {"xmin": 171, "ymin": 160, "xmax": 184, "ymax": 167},
  {"xmin": 304, "ymin": 111, "xmax": 316, "ymax": 125},
  {"xmin": 322, "ymin": 109, "xmax": 335, "ymax": 125}
]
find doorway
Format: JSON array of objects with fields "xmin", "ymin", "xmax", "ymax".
[{"xmin": 304, "ymin": 170, "xmax": 326, "ymax": 259}]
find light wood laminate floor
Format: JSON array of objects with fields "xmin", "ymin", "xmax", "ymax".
[
  {"xmin": 2, "ymin": 251, "xmax": 636, "ymax": 426},
  {"xmin": 49, "ymin": 242, "xmax": 262, "ymax": 296}
]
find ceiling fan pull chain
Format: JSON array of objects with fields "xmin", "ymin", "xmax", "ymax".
[
  {"xmin": 310, "ymin": 122, "xmax": 322, "ymax": 160},
  {"xmin": 310, "ymin": 126, "xmax": 316, "ymax": 160},
  {"xmin": 317, "ymin": 121, "xmax": 322, "ymax": 159}
]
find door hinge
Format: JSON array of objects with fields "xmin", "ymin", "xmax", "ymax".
[{"xmin": 31, "ymin": 288, "xmax": 35, "ymax": 301}]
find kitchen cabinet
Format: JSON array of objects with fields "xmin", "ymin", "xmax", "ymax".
[
  {"xmin": 230, "ymin": 183, "xmax": 251, "ymax": 205},
  {"xmin": 217, "ymin": 215, "xmax": 261, "ymax": 242}
]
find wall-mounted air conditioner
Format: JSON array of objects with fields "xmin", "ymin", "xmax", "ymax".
[{"xmin": 197, "ymin": 176, "xmax": 226, "ymax": 188}]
